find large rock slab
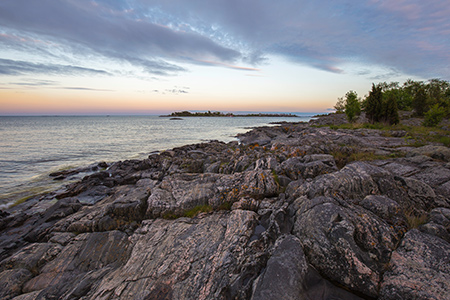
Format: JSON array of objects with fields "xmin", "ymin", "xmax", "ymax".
[
  {"xmin": 146, "ymin": 170, "xmax": 279, "ymax": 218},
  {"xmin": 86, "ymin": 210, "xmax": 263, "ymax": 300},
  {"xmin": 21, "ymin": 230, "xmax": 130, "ymax": 298},
  {"xmin": 380, "ymin": 229, "xmax": 450, "ymax": 299}
]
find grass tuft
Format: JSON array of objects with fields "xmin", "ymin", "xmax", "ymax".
[
  {"xmin": 183, "ymin": 204, "xmax": 213, "ymax": 218},
  {"xmin": 405, "ymin": 210, "xmax": 428, "ymax": 229}
]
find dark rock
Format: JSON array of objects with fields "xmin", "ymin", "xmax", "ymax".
[
  {"xmin": 21, "ymin": 230, "xmax": 130, "ymax": 296},
  {"xmin": 0, "ymin": 268, "xmax": 32, "ymax": 300},
  {"xmin": 252, "ymin": 235, "xmax": 363, "ymax": 300}
]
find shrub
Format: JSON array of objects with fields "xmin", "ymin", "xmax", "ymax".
[{"xmin": 423, "ymin": 104, "xmax": 446, "ymax": 127}]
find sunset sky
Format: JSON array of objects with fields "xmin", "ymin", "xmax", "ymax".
[{"xmin": 1, "ymin": 0, "xmax": 449, "ymax": 115}]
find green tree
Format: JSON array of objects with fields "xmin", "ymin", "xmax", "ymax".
[
  {"xmin": 413, "ymin": 85, "xmax": 427, "ymax": 117},
  {"xmin": 334, "ymin": 97, "xmax": 345, "ymax": 113},
  {"xmin": 383, "ymin": 93, "xmax": 400, "ymax": 125},
  {"xmin": 365, "ymin": 84, "xmax": 383, "ymax": 123},
  {"xmin": 427, "ymin": 79, "xmax": 449, "ymax": 107},
  {"xmin": 344, "ymin": 90, "xmax": 361, "ymax": 123}
]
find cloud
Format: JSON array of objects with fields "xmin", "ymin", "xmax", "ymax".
[
  {"xmin": 9, "ymin": 79, "xmax": 59, "ymax": 87},
  {"xmin": 58, "ymin": 87, "xmax": 113, "ymax": 91},
  {"xmin": 136, "ymin": 0, "xmax": 450, "ymax": 79},
  {"xmin": 0, "ymin": 0, "xmax": 449, "ymax": 80},
  {"xmin": 0, "ymin": 58, "xmax": 109, "ymax": 76},
  {"xmin": 0, "ymin": 0, "xmax": 240, "ymax": 77},
  {"xmin": 165, "ymin": 89, "xmax": 189, "ymax": 94}
]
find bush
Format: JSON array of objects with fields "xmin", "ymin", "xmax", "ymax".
[{"xmin": 423, "ymin": 104, "xmax": 446, "ymax": 127}]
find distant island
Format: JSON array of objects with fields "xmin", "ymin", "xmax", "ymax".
[{"xmin": 160, "ymin": 111, "xmax": 299, "ymax": 117}]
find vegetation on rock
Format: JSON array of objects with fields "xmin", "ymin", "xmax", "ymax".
[{"xmin": 339, "ymin": 78, "xmax": 450, "ymax": 127}]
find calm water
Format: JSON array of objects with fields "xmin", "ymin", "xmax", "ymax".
[{"xmin": 0, "ymin": 115, "xmax": 312, "ymax": 207}]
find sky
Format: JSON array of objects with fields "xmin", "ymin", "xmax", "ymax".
[{"xmin": 1, "ymin": 0, "xmax": 449, "ymax": 115}]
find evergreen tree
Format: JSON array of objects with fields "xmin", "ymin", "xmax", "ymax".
[
  {"xmin": 344, "ymin": 90, "xmax": 360, "ymax": 123},
  {"xmin": 365, "ymin": 84, "xmax": 383, "ymax": 123},
  {"xmin": 383, "ymin": 93, "xmax": 400, "ymax": 125},
  {"xmin": 413, "ymin": 85, "xmax": 427, "ymax": 117},
  {"xmin": 334, "ymin": 97, "xmax": 345, "ymax": 113}
]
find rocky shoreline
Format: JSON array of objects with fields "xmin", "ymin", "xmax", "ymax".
[{"xmin": 1, "ymin": 114, "xmax": 450, "ymax": 299}]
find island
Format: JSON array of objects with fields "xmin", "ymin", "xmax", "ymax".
[{"xmin": 160, "ymin": 110, "xmax": 299, "ymax": 117}]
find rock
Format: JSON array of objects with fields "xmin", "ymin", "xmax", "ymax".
[
  {"xmin": 2, "ymin": 114, "xmax": 450, "ymax": 300},
  {"xmin": 146, "ymin": 173, "xmax": 221, "ymax": 218},
  {"xmin": 55, "ymin": 185, "xmax": 150, "ymax": 233},
  {"xmin": 419, "ymin": 207, "xmax": 450, "ymax": 242},
  {"xmin": 146, "ymin": 170, "xmax": 279, "ymax": 218},
  {"xmin": 85, "ymin": 210, "xmax": 263, "ymax": 300},
  {"xmin": 237, "ymin": 128, "xmax": 273, "ymax": 146},
  {"xmin": 292, "ymin": 196, "xmax": 405, "ymax": 298},
  {"xmin": 293, "ymin": 162, "xmax": 392, "ymax": 201},
  {"xmin": 22, "ymin": 230, "xmax": 130, "ymax": 297},
  {"xmin": 0, "ymin": 243, "xmax": 62, "ymax": 275},
  {"xmin": 0, "ymin": 268, "xmax": 33, "ymax": 300},
  {"xmin": 231, "ymin": 197, "xmax": 259, "ymax": 212},
  {"xmin": 251, "ymin": 235, "xmax": 309, "ymax": 300},
  {"xmin": 380, "ymin": 229, "xmax": 450, "ymax": 299},
  {"xmin": 252, "ymin": 235, "xmax": 363, "ymax": 300},
  {"xmin": 409, "ymin": 145, "xmax": 450, "ymax": 162}
]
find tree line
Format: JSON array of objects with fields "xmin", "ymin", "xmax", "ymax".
[{"xmin": 335, "ymin": 79, "xmax": 450, "ymax": 126}]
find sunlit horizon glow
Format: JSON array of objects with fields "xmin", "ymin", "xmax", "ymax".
[{"xmin": 1, "ymin": 0, "xmax": 449, "ymax": 116}]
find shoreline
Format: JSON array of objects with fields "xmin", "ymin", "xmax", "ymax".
[
  {"xmin": 1, "ymin": 115, "xmax": 312, "ymax": 209},
  {"xmin": 1, "ymin": 113, "xmax": 449, "ymax": 299}
]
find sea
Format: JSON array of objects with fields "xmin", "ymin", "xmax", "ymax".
[{"xmin": 0, "ymin": 114, "xmax": 314, "ymax": 208}]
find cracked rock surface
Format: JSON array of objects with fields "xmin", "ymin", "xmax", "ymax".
[{"xmin": 1, "ymin": 115, "xmax": 449, "ymax": 299}]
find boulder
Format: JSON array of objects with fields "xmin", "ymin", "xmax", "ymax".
[
  {"xmin": 251, "ymin": 235, "xmax": 363, "ymax": 300},
  {"xmin": 292, "ymin": 196, "xmax": 405, "ymax": 298}
]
